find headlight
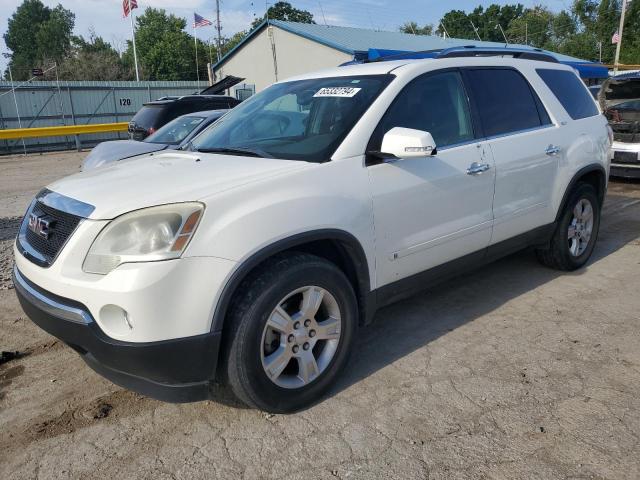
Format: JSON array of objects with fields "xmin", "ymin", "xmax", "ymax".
[{"xmin": 83, "ymin": 203, "xmax": 203, "ymax": 275}]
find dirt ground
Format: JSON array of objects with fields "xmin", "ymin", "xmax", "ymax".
[{"xmin": 1, "ymin": 151, "xmax": 639, "ymax": 479}]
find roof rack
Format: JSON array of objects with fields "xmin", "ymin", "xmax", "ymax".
[
  {"xmin": 436, "ymin": 46, "xmax": 558, "ymax": 63},
  {"xmin": 365, "ymin": 45, "xmax": 559, "ymax": 64}
]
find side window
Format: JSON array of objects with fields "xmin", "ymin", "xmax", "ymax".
[
  {"xmin": 536, "ymin": 68, "xmax": 599, "ymax": 120},
  {"xmin": 465, "ymin": 68, "xmax": 548, "ymax": 137},
  {"xmin": 371, "ymin": 71, "xmax": 475, "ymax": 150}
]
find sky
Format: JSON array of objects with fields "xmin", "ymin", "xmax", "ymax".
[{"xmin": 0, "ymin": 0, "xmax": 572, "ymax": 74}]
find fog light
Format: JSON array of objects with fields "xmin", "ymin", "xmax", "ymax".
[{"xmin": 100, "ymin": 304, "xmax": 132, "ymax": 335}]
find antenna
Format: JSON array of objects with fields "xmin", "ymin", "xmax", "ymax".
[
  {"xmin": 494, "ymin": 22, "xmax": 509, "ymax": 45},
  {"xmin": 366, "ymin": 10, "xmax": 375, "ymax": 31},
  {"xmin": 439, "ymin": 22, "xmax": 450, "ymax": 39},
  {"xmin": 318, "ymin": 1, "xmax": 327, "ymax": 26},
  {"xmin": 469, "ymin": 20, "xmax": 481, "ymax": 41}
]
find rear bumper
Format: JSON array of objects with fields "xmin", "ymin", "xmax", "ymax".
[{"xmin": 13, "ymin": 266, "xmax": 220, "ymax": 403}]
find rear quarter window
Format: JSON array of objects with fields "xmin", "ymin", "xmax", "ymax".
[
  {"xmin": 131, "ymin": 105, "xmax": 167, "ymax": 129},
  {"xmin": 537, "ymin": 69, "xmax": 599, "ymax": 120}
]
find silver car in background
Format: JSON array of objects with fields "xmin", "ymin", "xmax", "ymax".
[
  {"xmin": 599, "ymin": 74, "xmax": 640, "ymax": 179},
  {"xmin": 82, "ymin": 110, "xmax": 228, "ymax": 171}
]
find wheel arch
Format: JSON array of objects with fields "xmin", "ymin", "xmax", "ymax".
[
  {"xmin": 210, "ymin": 229, "xmax": 373, "ymax": 335},
  {"xmin": 555, "ymin": 164, "xmax": 607, "ymax": 223}
]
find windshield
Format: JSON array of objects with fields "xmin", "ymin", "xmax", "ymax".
[
  {"xmin": 145, "ymin": 115, "xmax": 205, "ymax": 145},
  {"xmin": 191, "ymin": 75, "xmax": 391, "ymax": 161}
]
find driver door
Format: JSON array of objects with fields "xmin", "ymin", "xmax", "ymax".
[{"xmin": 367, "ymin": 70, "xmax": 495, "ymax": 288}]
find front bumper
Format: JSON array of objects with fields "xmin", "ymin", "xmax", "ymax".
[
  {"xmin": 13, "ymin": 266, "xmax": 221, "ymax": 403},
  {"xmin": 611, "ymin": 142, "xmax": 640, "ymax": 178},
  {"xmin": 610, "ymin": 163, "xmax": 640, "ymax": 179}
]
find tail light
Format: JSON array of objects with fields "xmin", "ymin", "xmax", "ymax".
[{"xmin": 147, "ymin": 127, "xmax": 155, "ymax": 135}]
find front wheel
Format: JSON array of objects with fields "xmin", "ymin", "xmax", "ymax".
[
  {"xmin": 223, "ymin": 252, "xmax": 358, "ymax": 413},
  {"xmin": 536, "ymin": 183, "xmax": 601, "ymax": 271}
]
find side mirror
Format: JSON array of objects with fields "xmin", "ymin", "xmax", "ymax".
[{"xmin": 379, "ymin": 127, "xmax": 437, "ymax": 159}]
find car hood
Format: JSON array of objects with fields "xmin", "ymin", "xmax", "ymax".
[
  {"xmin": 82, "ymin": 140, "xmax": 169, "ymax": 171},
  {"xmin": 599, "ymin": 77, "xmax": 640, "ymax": 109},
  {"xmin": 48, "ymin": 150, "xmax": 311, "ymax": 219}
]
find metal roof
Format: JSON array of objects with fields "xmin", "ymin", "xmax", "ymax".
[{"xmin": 214, "ymin": 20, "xmax": 596, "ymax": 70}]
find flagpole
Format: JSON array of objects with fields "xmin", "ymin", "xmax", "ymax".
[
  {"xmin": 613, "ymin": 0, "xmax": 628, "ymax": 75},
  {"xmin": 194, "ymin": 22, "xmax": 200, "ymax": 84},
  {"xmin": 129, "ymin": 0, "xmax": 140, "ymax": 81}
]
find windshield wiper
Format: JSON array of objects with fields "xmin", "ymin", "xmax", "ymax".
[{"xmin": 194, "ymin": 146, "xmax": 273, "ymax": 158}]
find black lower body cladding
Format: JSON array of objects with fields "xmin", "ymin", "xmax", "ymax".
[{"xmin": 13, "ymin": 267, "xmax": 221, "ymax": 403}]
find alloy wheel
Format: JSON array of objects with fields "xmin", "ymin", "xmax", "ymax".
[
  {"xmin": 260, "ymin": 286, "xmax": 341, "ymax": 389},
  {"xmin": 568, "ymin": 198, "xmax": 594, "ymax": 257}
]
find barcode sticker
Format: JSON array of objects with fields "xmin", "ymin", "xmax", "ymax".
[{"xmin": 313, "ymin": 87, "xmax": 362, "ymax": 98}]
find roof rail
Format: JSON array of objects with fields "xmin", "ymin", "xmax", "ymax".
[
  {"xmin": 364, "ymin": 45, "xmax": 559, "ymax": 64},
  {"xmin": 435, "ymin": 45, "xmax": 558, "ymax": 63}
]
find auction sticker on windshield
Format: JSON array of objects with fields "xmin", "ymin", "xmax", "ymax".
[{"xmin": 314, "ymin": 87, "xmax": 362, "ymax": 98}]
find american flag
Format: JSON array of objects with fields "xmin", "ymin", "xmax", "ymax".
[
  {"xmin": 612, "ymin": 30, "xmax": 620, "ymax": 44},
  {"xmin": 122, "ymin": 0, "xmax": 138, "ymax": 18},
  {"xmin": 193, "ymin": 13, "xmax": 213, "ymax": 28}
]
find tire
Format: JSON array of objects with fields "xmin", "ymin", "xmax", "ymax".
[
  {"xmin": 223, "ymin": 252, "xmax": 358, "ymax": 413},
  {"xmin": 536, "ymin": 182, "xmax": 600, "ymax": 271}
]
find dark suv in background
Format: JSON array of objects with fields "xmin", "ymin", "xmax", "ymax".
[{"xmin": 128, "ymin": 95, "xmax": 240, "ymax": 140}]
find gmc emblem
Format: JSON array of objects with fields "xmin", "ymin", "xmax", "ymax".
[{"xmin": 28, "ymin": 213, "xmax": 53, "ymax": 240}]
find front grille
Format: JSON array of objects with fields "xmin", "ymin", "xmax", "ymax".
[
  {"xmin": 613, "ymin": 151, "xmax": 639, "ymax": 165},
  {"xmin": 19, "ymin": 201, "xmax": 82, "ymax": 267}
]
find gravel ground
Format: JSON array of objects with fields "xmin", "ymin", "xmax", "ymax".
[{"xmin": 1, "ymin": 151, "xmax": 639, "ymax": 479}]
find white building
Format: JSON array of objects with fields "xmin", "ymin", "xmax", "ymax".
[{"xmin": 213, "ymin": 20, "xmax": 608, "ymax": 95}]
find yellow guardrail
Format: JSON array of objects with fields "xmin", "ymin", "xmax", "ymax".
[{"xmin": 0, "ymin": 122, "xmax": 129, "ymax": 140}]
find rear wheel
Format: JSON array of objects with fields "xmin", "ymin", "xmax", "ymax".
[
  {"xmin": 223, "ymin": 252, "xmax": 357, "ymax": 413},
  {"xmin": 536, "ymin": 183, "xmax": 600, "ymax": 271}
]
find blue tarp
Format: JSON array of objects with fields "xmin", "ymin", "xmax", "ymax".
[{"xmin": 365, "ymin": 48, "xmax": 609, "ymax": 80}]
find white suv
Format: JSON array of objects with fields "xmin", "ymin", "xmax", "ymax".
[{"xmin": 14, "ymin": 52, "xmax": 610, "ymax": 413}]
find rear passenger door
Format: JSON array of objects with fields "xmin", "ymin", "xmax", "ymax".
[{"xmin": 463, "ymin": 68, "xmax": 565, "ymax": 244}]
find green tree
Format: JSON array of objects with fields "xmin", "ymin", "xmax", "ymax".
[
  {"xmin": 619, "ymin": 0, "xmax": 640, "ymax": 64},
  {"xmin": 399, "ymin": 22, "xmax": 434, "ymax": 36},
  {"xmin": 59, "ymin": 30, "xmax": 130, "ymax": 80},
  {"xmin": 506, "ymin": 6, "xmax": 555, "ymax": 48},
  {"xmin": 3, "ymin": 0, "xmax": 75, "ymax": 80},
  {"xmin": 464, "ymin": 4, "xmax": 525, "ymax": 42},
  {"xmin": 594, "ymin": 0, "xmax": 620, "ymax": 63},
  {"xmin": 251, "ymin": 2, "xmax": 314, "ymax": 30},
  {"xmin": 438, "ymin": 10, "xmax": 475, "ymax": 39},
  {"xmin": 221, "ymin": 31, "xmax": 248, "ymax": 56},
  {"xmin": 123, "ymin": 8, "xmax": 208, "ymax": 81}
]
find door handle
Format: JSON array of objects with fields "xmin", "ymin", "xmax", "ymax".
[
  {"xmin": 546, "ymin": 145, "xmax": 561, "ymax": 156},
  {"xmin": 466, "ymin": 162, "xmax": 491, "ymax": 175}
]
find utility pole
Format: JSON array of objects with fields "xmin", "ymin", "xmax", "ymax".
[
  {"xmin": 215, "ymin": 0, "xmax": 222, "ymax": 62},
  {"xmin": 598, "ymin": 41, "xmax": 602, "ymax": 63},
  {"xmin": 613, "ymin": 0, "xmax": 629, "ymax": 74},
  {"xmin": 525, "ymin": 22, "xmax": 528, "ymax": 45}
]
